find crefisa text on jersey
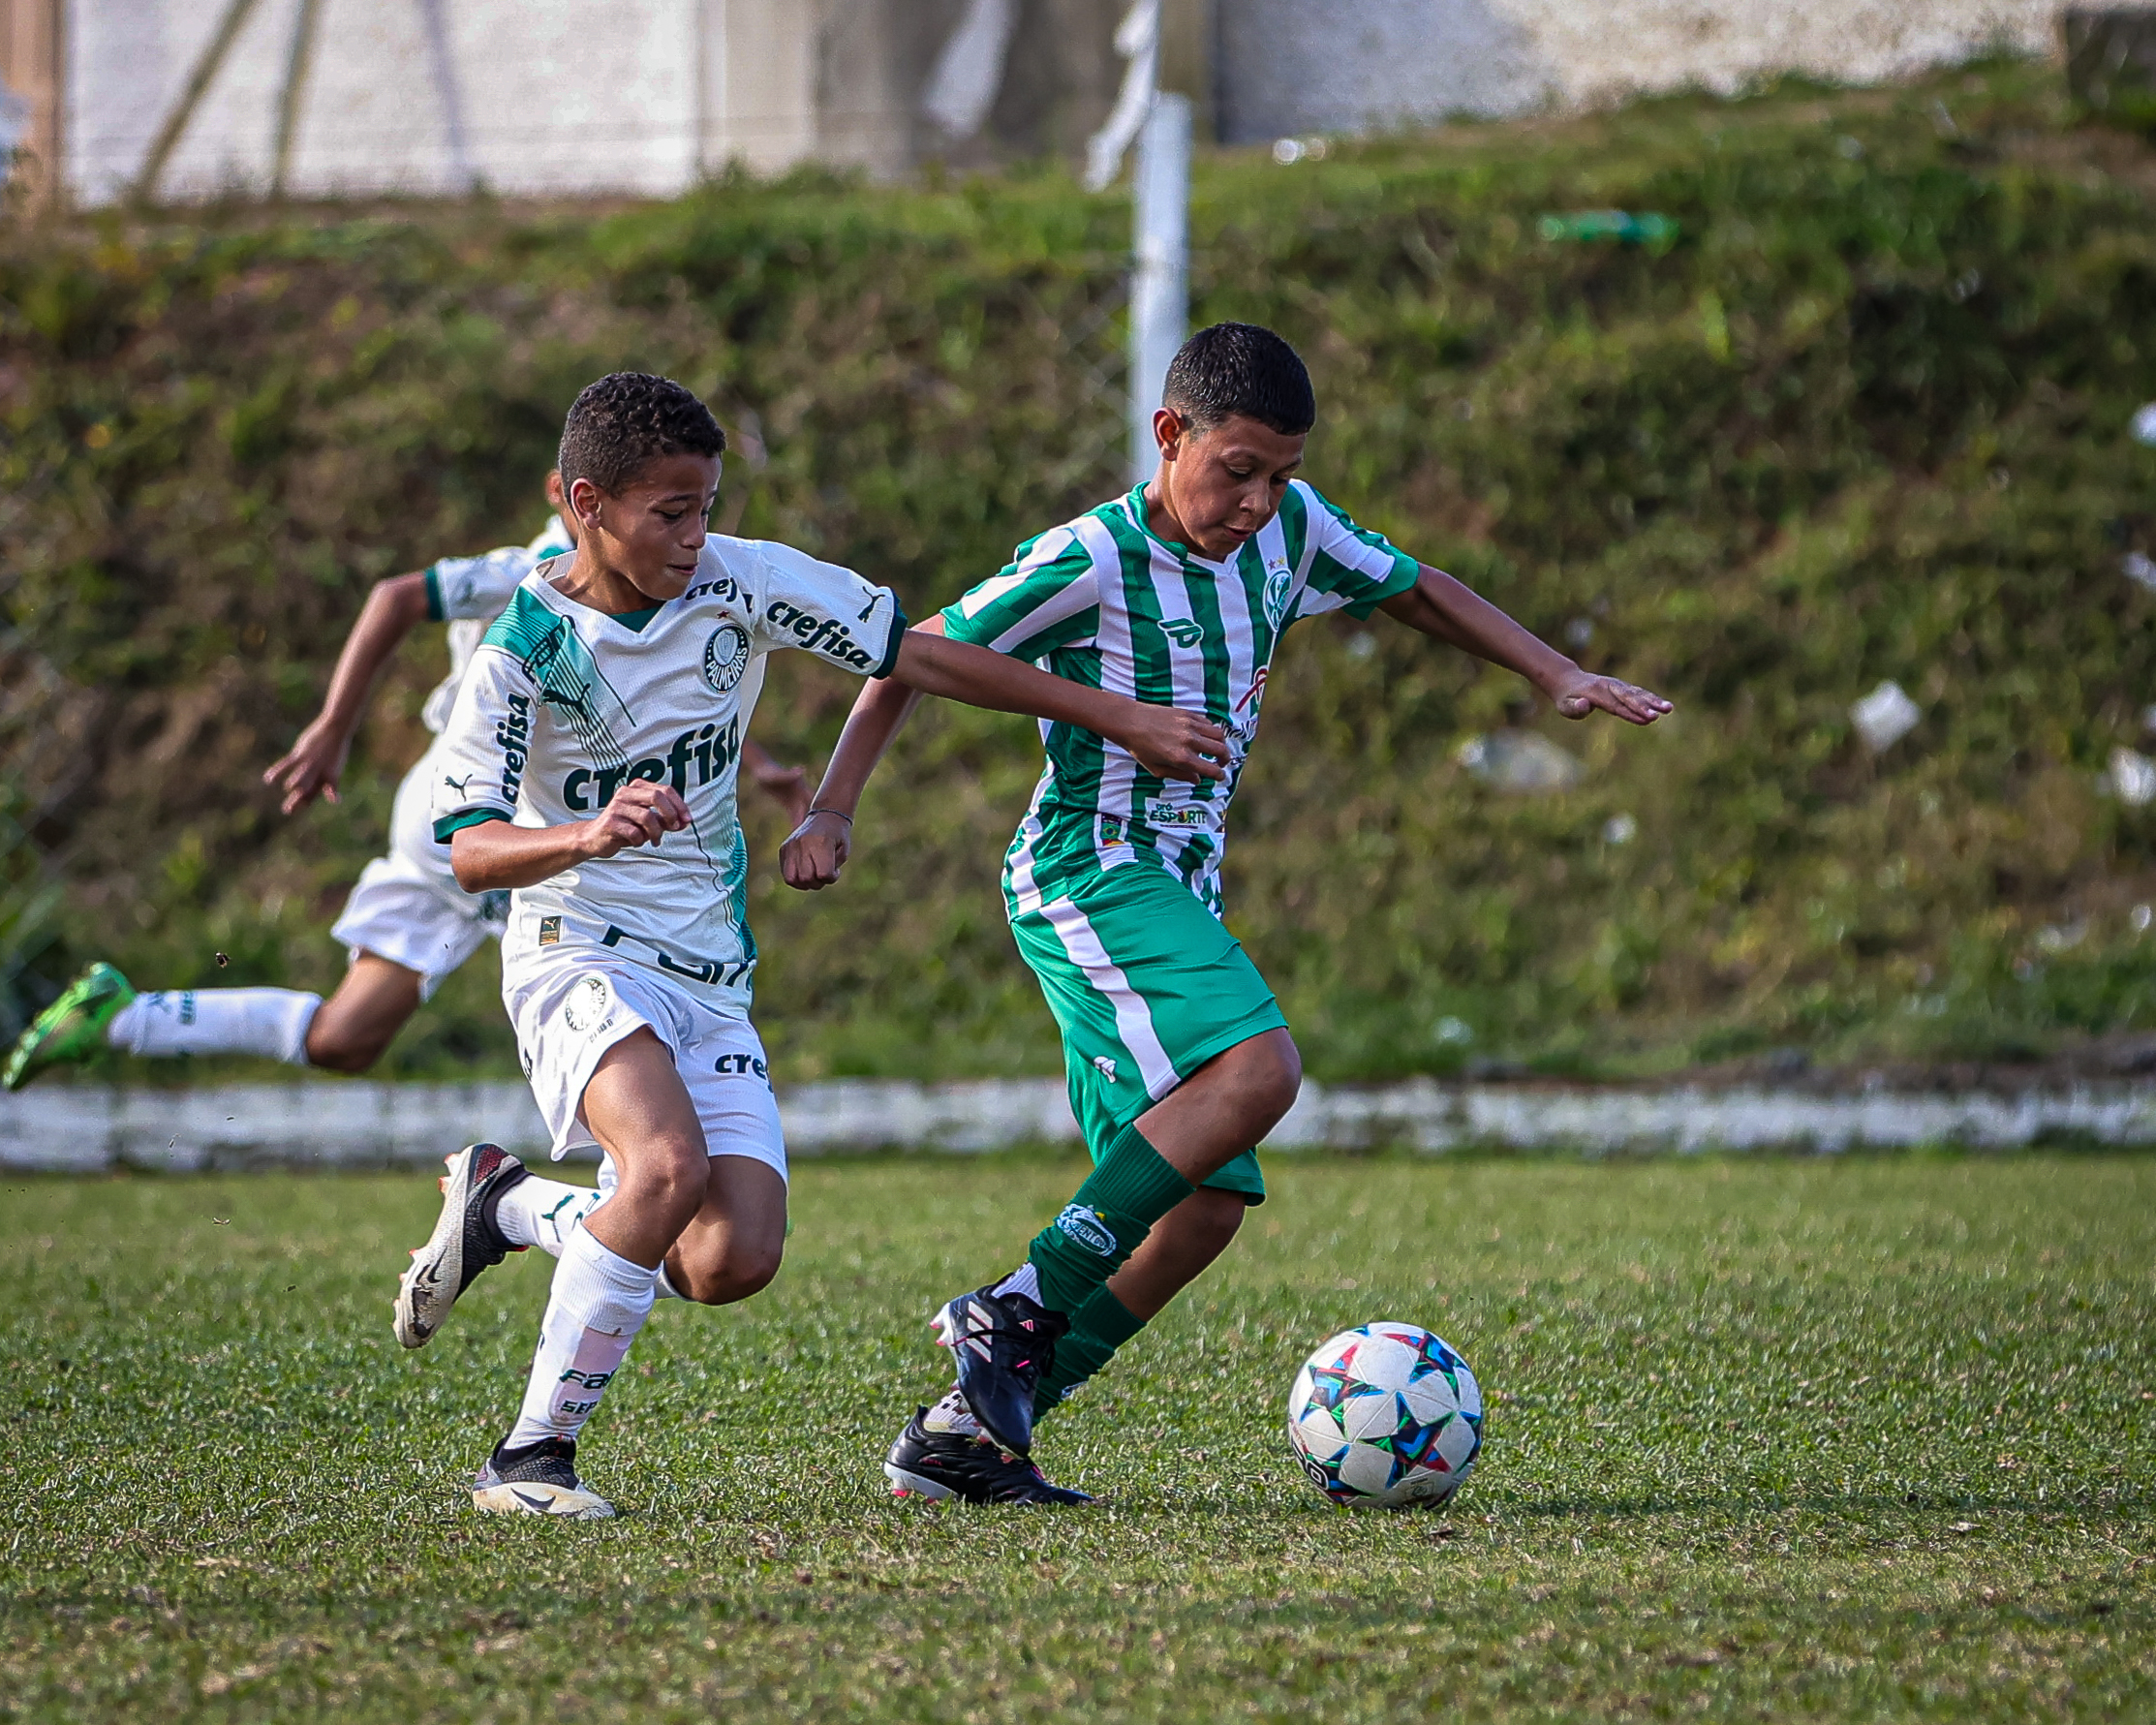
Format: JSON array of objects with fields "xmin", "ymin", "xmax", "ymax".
[
  {"xmin": 493, "ymin": 693, "xmax": 534, "ymax": 800},
  {"xmin": 764, "ymin": 600, "xmax": 878, "ymax": 668},
  {"xmin": 559, "ymin": 717, "xmax": 743, "ymax": 812}
]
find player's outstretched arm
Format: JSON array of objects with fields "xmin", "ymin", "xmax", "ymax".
[
  {"xmin": 262, "ymin": 570, "xmax": 434, "ymax": 814},
  {"xmin": 890, "ymin": 627, "xmax": 1228, "ymax": 776},
  {"xmin": 449, "ymin": 783, "xmax": 690, "ymax": 893},
  {"xmin": 1378, "ymin": 566, "xmax": 1673, "ymax": 724},
  {"xmin": 780, "ymin": 664, "xmax": 923, "ymax": 892},
  {"xmin": 781, "ymin": 616, "xmax": 1228, "ymax": 892}
]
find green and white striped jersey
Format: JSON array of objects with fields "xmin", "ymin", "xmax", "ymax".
[{"xmin": 940, "ymin": 479, "xmax": 1418, "ymax": 918}]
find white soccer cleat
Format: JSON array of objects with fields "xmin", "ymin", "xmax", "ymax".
[
  {"xmin": 392, "ymin": 1142, "xmax": 527, "ymax": 1348},
  {"xmin": 471, "ymin": 1436, "xmax": 615, "ymax": 1520}
]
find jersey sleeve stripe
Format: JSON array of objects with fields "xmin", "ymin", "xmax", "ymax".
[
  {"xmin": 945, "ymin": 533, "xmax": 1098, "ymax": 647},
  {"xmin": 873, "ymin": 595, "xmax": 909, "ymax": 678},
  {"xmin": 1004, "ymin": 605, "xmax": 1102, "ymax": 664},
  {"xmin": 432, "ymin": 807, "xmax": 512, "ymax": 844},
  {"xmin": 423, "ymin": 566, "xmax": 446, "ymax": 623}
]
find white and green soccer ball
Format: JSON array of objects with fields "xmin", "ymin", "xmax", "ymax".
[{"xmin": 1286, "ymin": 1321, "xmax": 1484, "ymax": 1508}]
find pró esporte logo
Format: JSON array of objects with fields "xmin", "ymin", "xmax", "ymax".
[{"xmin": 1053, "ymin": 1203, "xmax": 1118, "ymax": 1258}]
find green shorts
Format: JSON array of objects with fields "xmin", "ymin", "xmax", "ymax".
[{"xmin": 1009, "ymin": 863, "xmax": 1285, "ymax": 1202}]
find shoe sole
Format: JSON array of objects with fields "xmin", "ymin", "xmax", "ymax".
[
  {"xmin": 884, "ymin": 1459, "xmax": 1093, "ymax": 1507},
  {"xmin": 393, "ymin": 1149, "xmax": 479, "ymax": 1349},
  {"xmin": 883, "ymin": 1461, "xmax": 953, "ymax": 1500},
  {"xmin": 3, "ymin": 967, "xmax": 127, "ymax": 1093},
  {"xmin": 473, "ymin": 1480, "xmax": 615, "ymax": 1520},
  {"xmin": 933, "ymin": 1296, "xmax": 1034, "ymax": 1458}
]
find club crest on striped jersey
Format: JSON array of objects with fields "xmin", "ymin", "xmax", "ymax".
[
  {"xmin": 1262, "ymin": 562, "xmax": 1293, "ymax": 631},
  {"xmin": 702, "ymin": 623, "xmax": 751, "ymax": 693},
  {"xmin": 1158, "ymin": 617, "xmax": 1205, "ymax": 649}
]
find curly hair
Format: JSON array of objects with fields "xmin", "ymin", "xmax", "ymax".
[
  {"xmin": 1161, "ymin": 322, "xmax": 1315, "ymax": 438},
  {"xmin": 557, "ymin": 372, "xmax": 726, "ymax": 493}
]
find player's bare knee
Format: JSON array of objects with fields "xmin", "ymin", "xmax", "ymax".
[
  {"xmin": 303, "ymin": 1028, "xmax": 383, "ymax": 1074},
  {"xmin": 1239, "ymin": 1032, "xmax": 1303, "ymax": 1133},
  {"xmin": 1192, "ymin": 1188, "xmax": 1250, "ymax": 1253},
  {"xmin": 625, "ymin": 1141, "xmax": 710, "ymax": 1227},
  {"xmin": 709, "ymin": 1246, "xmax": 784, "ymax": 1304},
  {"xmin": 673, "ymin": 1237, "xmax": 783, "ymax": 1304}
]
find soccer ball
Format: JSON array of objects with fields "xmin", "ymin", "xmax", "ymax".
[{"xmin": 1286, "ymin": 1322, "xmax": 1483, "ymax": 1508}]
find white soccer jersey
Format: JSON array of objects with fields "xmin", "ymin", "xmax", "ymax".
[
  {"xmin": 429, "ymin": 536, "xmax": 906, "ymax": 1015},
  {"xmin": 418, "ymin": 517, "xmax": 575, "ymax": 733}
]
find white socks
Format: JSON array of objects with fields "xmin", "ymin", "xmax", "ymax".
[
  {"xmin": 991, "ymin": 1263, "xmax": 1041, "ymax": 1303},
  {"xmin": 494, "ymin": 1174, "xmax": 682, "ymax": 1299},
  {"xmin": 922, "ymin": 1386, "xmax": 981, "ymax": 1437},
  {"xmin": 495, "ymin": 1174, "xmax": 604, "ymax": 1256},
  {"xmin": 107, "ymin": 989, "xmax": 320, "ymax": 1066},
  {"xmin": 505, "ymin": 1221, "xmax": 657, "ymax": 1451}
]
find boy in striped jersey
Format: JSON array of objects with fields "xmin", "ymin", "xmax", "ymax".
[{"xmin": 785, "ymin": 323, "xmax": 1670, "ymax": 1502}]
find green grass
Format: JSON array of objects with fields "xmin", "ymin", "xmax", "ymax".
[{"xmin": 1, "ymin": 1155, "xmax": 2150, "ymax": 1721}]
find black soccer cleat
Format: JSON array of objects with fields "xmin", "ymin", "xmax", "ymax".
[
  {"xmin": 883, "ymin": 1408, "xmax": 1094, "ymax": 1505},
  {"xmin": 931, "ymin": 1281, "xmax": 1068, "ymax": 1457},
  {"xmin": 472, "ymin": 1435, "xmax": 614, "ymax": 1520},
  {"xmin": 393, "ymin": 1142, "xmax": 528, "ymax": 1349}
]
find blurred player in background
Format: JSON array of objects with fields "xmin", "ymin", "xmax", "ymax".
[
  {"xmin": 1, "ymin": 474, "xmax": 813, "ymax": 1092},
  {"xmin": 785, "ymin": 322, "xmax": 1673, "ymax": 1503}
]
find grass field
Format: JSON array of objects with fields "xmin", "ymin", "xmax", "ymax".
[{"xmin": 1, "ymin": 1154, "xmax": 2151, "ymax": 1722}]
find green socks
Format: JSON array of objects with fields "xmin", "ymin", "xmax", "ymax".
[
  {"xmin": 1025, "ymin": 1119, "xmax": 1193, "ymax": 1316},
  {"xmin": 1032, "ymin": 1284, "xmax": 1149, "ymax": 1419}
]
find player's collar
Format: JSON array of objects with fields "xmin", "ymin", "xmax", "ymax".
[{"xmin": 1121, "ymin": 482, "xmax": 1240, "ymax": 570}]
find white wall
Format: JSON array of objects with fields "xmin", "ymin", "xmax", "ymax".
[
  {"xmin": 66, "ymin": 0, "xmax": 717, "ymax": 203},
  {"xmin": 1217, "ymin": 0, "xmax": 2060, "ymax": 142},
  {"xmin": 56, "ymin": 0, "xmax": 2067, "ymax": 205}
]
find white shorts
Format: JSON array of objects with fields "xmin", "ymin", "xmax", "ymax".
[
  {"xmin": 503, "ymin": 940, "xmax": 786, "ymax": 1182},
  {"xmin": 328, "ymin": 740, "xmax": 507, "ymax": 999}
]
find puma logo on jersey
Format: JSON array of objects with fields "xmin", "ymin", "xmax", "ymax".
[{"xmin": 1158, "ymin": 618, "xmax": 1205, "ymax": 649}]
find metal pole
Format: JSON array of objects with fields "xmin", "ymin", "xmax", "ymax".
[
  {"xmin": 132, "ymin": 0, "xmax": 265, "ymax": 202},
  {"xmin": 414, "ymin": 0, "xmax": 477, "ymax": 193},
  {"xmin": 1128, "ymin": 92, "xmax": 1189, "ymax": 484},
  {"xmin": 270, "ymin": 0, "xmax": 323, "ymax": 198}
]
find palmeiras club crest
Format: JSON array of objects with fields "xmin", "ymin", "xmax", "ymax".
[{"xmin": 703, "ymin": 623, "xmax": 751, "ymax": 693}]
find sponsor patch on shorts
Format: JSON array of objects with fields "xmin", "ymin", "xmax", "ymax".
[{"xmin": 539, "ymin": 915, "xmax": 562, "ymax": 947}]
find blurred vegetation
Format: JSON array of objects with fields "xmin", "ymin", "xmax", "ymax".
[{"xmin": 7, "ymin": 58, "xmax": 2156, "ymax": 1084}]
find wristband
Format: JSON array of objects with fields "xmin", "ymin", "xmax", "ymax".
[{"xmin": 806, "ymin": 808, "xmax": 854, "ymax": 824}]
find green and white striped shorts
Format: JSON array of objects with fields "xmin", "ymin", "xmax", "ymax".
[{"xmin": 1009, "ymin": 861, "xmax": 1286, "ymax": 1201}]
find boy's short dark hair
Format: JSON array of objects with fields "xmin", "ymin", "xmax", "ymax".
[
  {"xmin": 1162, "ymin": 322, "xmax": 1316, "ymax": 438},
  {"xmin": 558, "ymin": 372, "xmax": 726, "ymax": 494}
]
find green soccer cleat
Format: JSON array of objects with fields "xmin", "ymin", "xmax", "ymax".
[{"xmin": 3, "ymin": 962, "xmax": 135, "ymax": 1092}]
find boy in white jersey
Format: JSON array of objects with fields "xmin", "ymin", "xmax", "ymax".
[
  {"xmin": 785, "ymin": 323, "xmax": 1672, "ymax": 1502},
  {"xmin": 2, "ymin": 474, "xmax": 812, "ymax": 1091},
  {"xmin": 398, "ymin": 373, "xmax": 1225, "ymax": 1517}
]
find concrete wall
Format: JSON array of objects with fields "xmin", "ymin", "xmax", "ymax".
[
  {"xmin": 15, "ymin": 0, "xmax": 2069, "ymax": 205},
  {"xmin": 1217, "ymin": 0, "xmax": 2060, "ymax": 142},
  {"xmin": 41, "ymin": 0, "xmax": 1124, "ymax": 204}
]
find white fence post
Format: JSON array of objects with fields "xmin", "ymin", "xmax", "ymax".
[{"xmin": 1128, "ymin": 91, "xmax": 1191, "ymax": 483}]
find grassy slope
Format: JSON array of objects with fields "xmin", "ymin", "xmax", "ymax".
[
  {"xmin": 0, "ymin": 1155, "xmax": 2149, "ymax": 1721},
  {"xmin": 7, "ymin": 60, "xmax": 2156, "ymax": 1081}
]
